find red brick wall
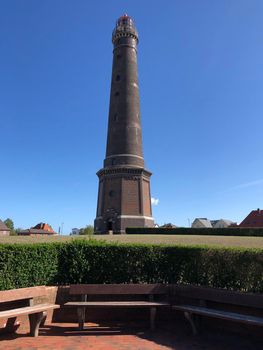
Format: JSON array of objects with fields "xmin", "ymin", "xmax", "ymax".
[
  {"xmin": 103, "ymin": 177, "xmax": 121, "ymax": 213},
  {"xmin": 142, "ymin": 179, "xmax": 151, "ymax": 216},
  {"xmin": 122, "ymin": 178, "xmax": 140, "ymax": 215}
]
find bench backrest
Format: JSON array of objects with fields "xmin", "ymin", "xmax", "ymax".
[
  {"xmin": 0, "ymin": 286, "xmax": 47, "ymax": 303},
  {"xmin": 69, "ymin": 284, "xmax": 168, "ymax": 296},
  {"xmin": 173, "ymin": 284, "xmax": 263, "ymax": 309}
]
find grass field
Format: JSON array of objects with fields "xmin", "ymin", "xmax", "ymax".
[{"xmin": 0, "ymin": 234, "xmax": 263, "ymax": 248}]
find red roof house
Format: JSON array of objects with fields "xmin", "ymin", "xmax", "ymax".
[
  {"xmin": 239, "ymin": 209, "xmax": 263, "ymax": 227},
  {"xmin": 0, "ymin": 220, "xmax": 11, "ymax": 236},
  {"xmin": 18, "ymin": 222, "xmax": 57, "ymax": 236}
]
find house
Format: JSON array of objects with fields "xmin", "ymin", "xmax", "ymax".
[
  {"xmin": 192, "ymin": 218, "xmax": 235, "ymax": 228},
  {"xmin": 191, "ymin": 218, "xmax": 212, "ymax": 228},
  {"xmin": 212, "ymin": 219, "xmax": 234, "ymax": 228},
  {"xmin": 70, "ymin": 228, "xmax": 80, "ymax": 236},
  {"xmin": 239, "ymin": 209, "xmax": 263, "ymax": 227},
  {"xmin": 18, "ymin": 222, "xmax": 57, "ymax": 236},
  {"xmin": 0, "ymin": 220, "xmax": 11, "ymax": 236},
  {"xmin": 160, "ymin": 223, "xmax": 177, "ymax": 228},
  {"xmin": 210, "ymin": 220, "xmax": 220, "ymax": 227}
]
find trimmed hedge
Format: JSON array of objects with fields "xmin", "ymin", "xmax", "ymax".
[
  {"xmin": 0, "ymin": 243, "xmax": 60, "ymax": 290},
  {"xmin": 125, "ymin": 227, "xmax": 263, "ymax": 237},
  {"xmin": 0, "ymin": 240, "xmax": 262, "ymax": 293}
]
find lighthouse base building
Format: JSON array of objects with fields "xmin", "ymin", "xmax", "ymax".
[{"xmin": 95, "ymin": 168, "xmax": 154, "ymax": 233}]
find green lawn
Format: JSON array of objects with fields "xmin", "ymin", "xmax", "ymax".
[{"xmin": 0, "ymin": 234, "xmax": 263, "ymax": 248}]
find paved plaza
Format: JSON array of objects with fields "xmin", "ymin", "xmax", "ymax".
[{"xmin": 0, "ymin": 321, "xmax": 262, "ymax": 350}]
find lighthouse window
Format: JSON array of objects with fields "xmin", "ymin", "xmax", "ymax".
[
  {"xmin": 109, "ymin": 190, "xmax": 115, "ymax": 197},
  {"xmin": 113, "ymin": 113, "xmax": 118, "ymax": 121},
  {"xmin": 115, "ymin": 92, "xmax": 119, "ymax": 97},
  {"xmin": 116, "ymin": 75, "xmax": 120, "ymax": 81},
  {"xmin": 117, "ymin": 54, "xmax": 121, "ymax": 59}
]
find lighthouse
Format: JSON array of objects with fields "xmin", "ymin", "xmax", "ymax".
[{"xmin": 94, "ymin": 15, "xmax": 154, "ymax": 233}]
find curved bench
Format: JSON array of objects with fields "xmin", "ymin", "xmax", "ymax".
[{"xmin": 172, "ymin": 285, "xmax": 263, "ymax": 334}]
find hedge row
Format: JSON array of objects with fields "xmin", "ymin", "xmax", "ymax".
[
  {"xmin": 126, "ymin": 227, "xmax": 263, "ymax": 237},
  {"xmin": 0, "ymin": 240, "xmax": 262, "ymax": 293}
]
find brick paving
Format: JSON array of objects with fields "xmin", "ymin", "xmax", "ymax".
[{"xmin": 0, "ymin": 321, "xmax": 262, "ymax": 350}]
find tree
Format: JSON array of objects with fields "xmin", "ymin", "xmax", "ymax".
[
  {"xmin": 4, "ymin": 218, "xmax": 14, "ymax": 230},
  {"xmin": 79, "ymin": 225, "xmax": 94, "ymax": 236},
  {"xmin": 14, "ymin": 228, "xmax": 22, "ymax": 236},
  {"xmin": 3, "ymin": 218, "xmax": 17, "ymax": 235}
]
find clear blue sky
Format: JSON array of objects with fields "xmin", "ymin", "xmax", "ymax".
[{"xmin": 1, "ymin": 0, "xmax": 263, "ymax": 233}]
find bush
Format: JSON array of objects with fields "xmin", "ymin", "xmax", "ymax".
[
  {"xmin": 0, "ymin": 240, "xmax": 262, "ymax": 293},
  {"xmin": 0, "ymin": 243, "xmax": 60, "ymax": 290},
  {"xmin": 79, "ymin": 225, "xmax": 94, "ymax": 236},
  {"xmin": 125, "ymin": 227, "xmax": 263, "ymax": 237}
]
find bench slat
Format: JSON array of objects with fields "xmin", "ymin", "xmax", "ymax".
[
  {"xmin": 69, "ymin": 284, "xmax": 168, "ymax": 295},
  {"xmin": 173, "ymin": 285, "xmax": 263, "ymax": 309},
  {"xmin": 65, "ymin": 301, "xmax": 170, "ymax": 308},
  {"xmin": 0, "ymin": 286, "xmax": 47, "ymax": 303},
  {"xmin": 173, "ymin": 305, "xmax": 263, "ymax": 326},
  {"xmin": 0, "ymin": 303, "xmax": 60, "ymax": 319}
]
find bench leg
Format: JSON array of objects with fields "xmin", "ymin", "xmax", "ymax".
[
  {"xmin": 0, "ymin": 317, "xmax": 20, "ymax": 334},
  {"xmin": 77, "ymin": 307, "xmax": 86, "ymax": 330},
  {"xmin": 150, "ymin": 307, "xmax": 157, "ymax": 331},
  {"xmin": 29, "ymin": 311, "xmax": 46, "ymax": 337},
  {"xmin": 40, "ymin": 312, "xmax": 47, "ymax": 327},
  {"xmin": 184, "ymin": 311, "xmax": 197, "ymax": 335}
]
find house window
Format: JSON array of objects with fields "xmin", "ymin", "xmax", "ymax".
[
  {"xmin": 115, "ymin": 92, "xmax": 119, "ymax": 97},
  {"xmin": 117, "ymin": 54, "xmax": 121, "ymax": 59},
  {"xmin": 113, "ymin": 113, "xmax": 118, "ymax": 121},
  {"xmin": 116, "ymin": 75, "xmax": 120, "ymax": 81}
]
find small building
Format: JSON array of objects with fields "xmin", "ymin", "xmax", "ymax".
[
  {"xmin": 18, "ymin": 222, "xmax": 57, "ymax": 236},
  {"xmin": 0, "ymin": 220, "xmax": 11, "ymax": 236},
  {"xmin": 70, "ymin": 228, "xmax": 80, "ymax": 236},
  {"xmin": 210, "ymin": 220, "xmax": 220, "ymax": 227},
  {"xmin": 192, "ymin": 218, "xmax": 235, "ymax": 228},
  {"xmin": 160, "ymin": 223, "xmax": 177, "ymax": 228},
  {"xmin": 212, "ymin": 219, "xmax": 234, "ymax": 228},
  {"xmin": 191, "ymin": 218, "xmax": 212, "ymax": 228},
  {"xmin": 239, "ymin": 209, "xmax": 263, "ymax": 227}
]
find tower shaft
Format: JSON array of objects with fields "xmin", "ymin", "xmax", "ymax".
[
  {"xmin": 105, "ymin": 23, "xmax": 143, "ymax": 168},
  {"xmin": 94, "ymin": 15, "xmax": 154, "ymax": 233}
]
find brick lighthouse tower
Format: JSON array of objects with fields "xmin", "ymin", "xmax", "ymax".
[{"xmin": 94, "ymin": 14, "xmax": 154, "ymax": 233}]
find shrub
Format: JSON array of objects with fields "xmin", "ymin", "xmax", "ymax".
[
  {"xmin": 0, "ymin": 240, "xmax": 262, "ymax": 293},
  {"xmin": 125, "ymin": 227, "xmax": 263, "ymax": 237},
  {"xmin": 0, "ymin": 243, "xmax": 60, "ymax": 290},
  {"xmin": 79, "ymin": 225, "xmax": 94, "ymax": 236}
]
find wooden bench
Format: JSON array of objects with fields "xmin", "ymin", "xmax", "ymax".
[
  {"xmin": 172, "ymin": 284, "xmax": 263, "ymax": 335},
  {"xmin": 0, "ymin": 286, "xmax": 60, "ymax": 337},
  {"xmin": 65, "ymin": 284, "xmax": 170, "ymax": 330}
]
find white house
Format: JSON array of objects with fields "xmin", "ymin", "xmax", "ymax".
[
  {"xmin": 70, "ymin": 228, "xmax": 80, "ymax": 236},
  {"xmin": 213, "ymin": 219, "xmax": 234, "ymax": 228},
  {"xmin": 191, "ymin": 218, "xmax": 213, "ymax": 228}
]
